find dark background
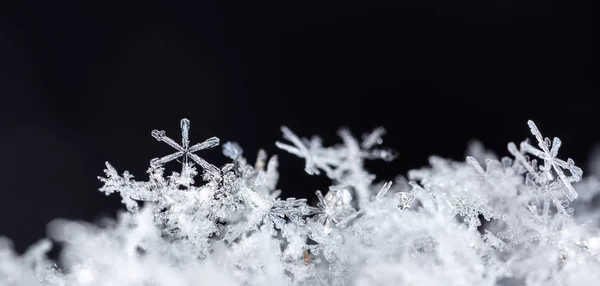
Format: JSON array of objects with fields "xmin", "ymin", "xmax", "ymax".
[{"xmin": 0, "ymin": 1, "xmax": 597, "ymax": 252}]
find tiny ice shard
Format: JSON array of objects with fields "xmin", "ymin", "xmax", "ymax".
[{"xmin": 223, "ymin": 141, "xmax": 243, "ymax": 160}]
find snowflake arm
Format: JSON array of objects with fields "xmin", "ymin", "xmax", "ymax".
[
  {"xmin": 188, "ymin": 151, "xmax": 220, "ymax": 176},
  {"xmin": 276, "ymin": 126, "xmax": 309, "ymax": 157},
  {"xmin": 361, "ymin": 127, "xmax": 386, "ymax": 149},
  {"xmin": 466, "ymin": 156, "xmax": 485, "ymax": 175},
  {"xmin": 360, "ymin": 127, "xmax": 398, "ymax": 162}
]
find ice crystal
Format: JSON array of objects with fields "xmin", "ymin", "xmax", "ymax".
[
  {"xmin": 150, "ymin": 118, "xmax": 220, "ymax": 175},
  {"xmin": 276, "ymin": 126, "xmax": 396, "ymax": 206},
  {"xmin": 3, "ymin": 118, "xmax": 600, "ymax": 286}
]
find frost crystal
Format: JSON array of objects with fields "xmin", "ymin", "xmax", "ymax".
[{"xmin": 4, "ymin": 118, "xmax": 600, "ymax": 286}]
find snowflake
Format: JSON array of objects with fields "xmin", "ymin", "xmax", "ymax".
[
  {"xmin": 276, "ymin": 126, "xmax": 397, "ymax": 207},
  {"xmin": 508, "ymin": 120, "xmax": 583, "ymax": 216},
  {"xmin": 313, "ymin": 185, "xmax": 357, "ymax": 235},
  {"xmin": 150, "ymin": 118, "xmax": 220, "ymax": 176}
]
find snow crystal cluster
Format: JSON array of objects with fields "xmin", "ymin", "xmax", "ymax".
[{"xmin": 2, "ymin": 118, "xmax": 600, "ymax": 285}]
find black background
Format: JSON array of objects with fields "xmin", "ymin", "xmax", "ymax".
[{"xmin": 0, "ymin": 1, "xmax": 597, "ymax": 252}]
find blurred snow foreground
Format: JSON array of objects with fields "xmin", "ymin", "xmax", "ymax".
[{"xmin": 5, "ymin": 119, "xmax": 600, "ymax": 286}]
